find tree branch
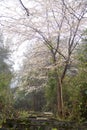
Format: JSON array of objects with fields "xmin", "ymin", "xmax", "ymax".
[
  {"xmin": 19, "ymin": 0, "xmax": 29, "ymax": 16},
  {"xmin": 27, "ymin": 25, "xmax": 66, "ymax": 60}
]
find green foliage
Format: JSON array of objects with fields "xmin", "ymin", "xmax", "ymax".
[
  {"xmin": 62, "ymin": 37, "xmax": 87, "ymax": 121},
  {"xmin": 45, "ymin": 70, "xmax": 57, "ymax": 113},
  {"xmin": 14, "ymin": 89, "xmax": 45, "ymax": 112},
  {"xmin": 77, "ymin": 35, "xmax": 87, "ymax": 121},
  {"xmin": 77, "ymin": 45, "xmax": 87, "ymax": 68},
  {"xmin": 0, "ymin": 35, "xmax": 13, "ymax": 123},
  {"xmin": 62, "ymin": 75, "xmax": 81, "ymax": 121},
  {"xmin": 17, "ymin": 110, "xmax": 29, "ymax": 118}
]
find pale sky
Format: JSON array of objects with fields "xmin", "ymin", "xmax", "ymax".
[
  {"xmin": 0, "ymin": 0, "xmax": 44, "ymax": 71},
  {"xmin": 0, "ymin": 0, "xmax": 31, "ymax": 71}
]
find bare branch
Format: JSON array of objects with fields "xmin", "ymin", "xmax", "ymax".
[
  {"xmin": 27, "ymin": 25, "xmax": 66, "ymax": 60},
  {"xmin": 19, "ymin": 0, "xmax": 29, "ymax": 16},
  {"xmin": 62, "ymin": 0, "xmax": 81, "ymax": 20}
]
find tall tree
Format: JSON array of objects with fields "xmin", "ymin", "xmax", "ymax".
[
  {"xmin": 18, "ymin": 0, "xmax": 87, "ymax": 117},
  {"xmin": 0, "ymin": 0, "xmax": 87, "ymax": 118}
]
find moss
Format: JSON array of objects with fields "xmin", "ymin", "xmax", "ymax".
[{"xmin": 52, "ymin": 128, "xmax": 57, "ymax": 130}]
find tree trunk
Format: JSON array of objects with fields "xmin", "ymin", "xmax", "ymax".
[
  {"xmin": 52, "ymin": 53, "xmax": 63, "ymax": 118},
  {"xmin": 57, "ymin": 77, "xmax": 63, "ymax": 118}
]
